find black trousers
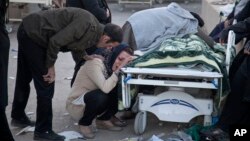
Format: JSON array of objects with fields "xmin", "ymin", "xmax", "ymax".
[
  {"xmin": 0, "ymin": 107, "xmax": 15, "ymax": 141},
  {"xmin": 11, "ymin": 24, "xmax": 55, "ymax": 133},
  {"xmin": 0, "ymin": 27, "xmax": 15, "ymax": 141},
  {"xmin": 0, "ymin": 28, "xmax": 10, "ymax": 109},
  {"xmin": 79, "ymin": 87, "xmax": 118, "ymax": 126},
  {"xmin": 218, "ymin": 54, "xmax": 250, "ymax": 132}
]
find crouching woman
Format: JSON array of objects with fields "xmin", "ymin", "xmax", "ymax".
[{"xmin": 66, "ymin": 43, "xmax": 133, "ymax": 139}]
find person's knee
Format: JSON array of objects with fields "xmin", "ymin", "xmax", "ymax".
[{"xmin": 94, "ymin": 91, "xmax": 109, "ymax": 108}]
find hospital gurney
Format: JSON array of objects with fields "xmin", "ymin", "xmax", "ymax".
[{"xmin": 121, "ymin": 31, "xmax": 235, "ymax": 134}]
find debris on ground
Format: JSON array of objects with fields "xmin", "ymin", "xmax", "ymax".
[
  {"xmin": 64, "ymin": 77, "xmax": 73, "ymax": 80},
  {"xmin": 117, "ymin": 136, "xmax": 143, "ymax": 141},
  {"xmin": 63, "ymin": 112, "xmax": 70, "ymax": 116},
  {"xmin": 15, "ymin": 126, "xmax": 35, "ymax": 136},
  {"xmin": 58, "ymin": 131, "xmax": 84, "ymax": 141},
  {"xmin": 9, "ymin": 76, "xmax": 15, "ymax": 80},
  {"xmin": 11, "ymin": 48, "xmax": 18, "ymax": 52}
]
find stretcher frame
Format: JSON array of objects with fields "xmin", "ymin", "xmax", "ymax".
[{"xmin": 121, "ymin": 31, "xmax": 235, "ymax": 134}]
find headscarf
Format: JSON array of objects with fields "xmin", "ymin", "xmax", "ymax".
[{"xmin": 94, "ymin": 43, "xmax": 130, "ymax": 77}]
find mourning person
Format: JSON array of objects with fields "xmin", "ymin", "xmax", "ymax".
[
  {"xmin": 66, "ymin": 44, "xmax": 133, "ymax": 139},
  {"xmin": 11, "ymin": 8, "xmax": 123, "ymax": 141}
]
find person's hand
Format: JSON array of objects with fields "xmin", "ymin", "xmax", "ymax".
[
  {"xmin": 114, "ymin": 56, "xmax": 133, "ymax": 73},
  {"xmin": 219, "ymin": 38, "xmax": 225, "ymax": 45},
  {"xmin": 83, "ymin": 54, "xmax": 104, "ymax": 61},
  {"xmin": 219, "ymin": 30, "xmax": 228, "ymax": 45},
  {"xmin": 83, "ymin": 55, "xmax": 94, "ymax": 60},
  {"xmin": 92, "ymin": 54, "xmax": 105, "ymax": 61},
  {"xmin": 43, "ymin": 66, "xmax": 55, "ymax": 84},
  {"xmin": 244, "ymin": 48, "xmax": 250, "ymax": 55},
  {"xmin": 224, "ymin": 19, "xmax": 231, "ymax": 28}
]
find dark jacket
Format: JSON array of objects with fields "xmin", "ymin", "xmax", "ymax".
[
  {"xmin": 220, "ymin": 17, "xmax": 250, "ymax": 43},
  {"xmin": 221, "ymin": 17, "xmax": 250, "ymax": 101},
  {"xmin": 0, "ymin": 0, "xmax": 9, "ymax": 108},
  {"xmin": 22, "ymin": 8, "xmax": 104, "ymax": 68},
  {"xmin": 225, "ymin": 0, "xmax": 250, "ymax": 25},
  {"xmin": 234, "ymin": 0, "xmax": 250, "ymax": 22},
  {"xmin": 66, "ymin": 0, "xmax": 111, "ymax": 24}
]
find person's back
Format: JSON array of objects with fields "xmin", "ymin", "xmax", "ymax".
[
  {"xmin": 23, "ymin": 8, "xmax": 101, "ymax": 49},
  {"xmin": 125, "ymin": 3, "xmax": 198, "ymax": 52},
  {"xmin": 66, "ymin": 0, "xmax": 112, "ymax": 86},
  {"xmin": 66, "ymin": 0, "xmax": 111, "ymax": 24}
]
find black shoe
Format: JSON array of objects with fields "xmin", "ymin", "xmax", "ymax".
[
  {"xmin": 11, "ymin": 116, "xmax": 35, "ymax": 128},
  {"xmin": 34, "ymin": 130, "xmax": 65, "ymax": 141}
]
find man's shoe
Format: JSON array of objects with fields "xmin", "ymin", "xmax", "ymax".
[
  {"xmin": 111, "ymin": 116, "xmax": 127, "ymax": 127},
  {"xmin": 34, "ymin": 130, "xmax": 65, "ymax": 141},
  {"xmin": 11, "ymin": 116, "xmax": 35, "ymax": 128},
  {"xmin": 79, "ymin": 125, "xmax": 95, "ymax": 139},
  {"xmin": 96, "ymin": 120, "xmax": 123, "ymax": 131},
  {"xmin": 120, "ymin": 111, "xmax": 136, "ymax": 120}
]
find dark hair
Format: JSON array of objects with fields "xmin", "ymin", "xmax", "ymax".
[
  {"xmin": 190, "ymin": 12, "xmax": 204, "ymax": 27},
  {"xmin": 104, "ymin": 23, "xmax": 123, "ymax": 43},
  {"xmin": 122, "ymin": 47, "xmax": 134, "ymax": 56},
  {"xmin": 108, "ymin": 43, "xmax": 133, "ymax": 68}
]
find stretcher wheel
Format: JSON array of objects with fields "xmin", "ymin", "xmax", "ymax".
[{"xmin": 134, "ymin": 111, "xmax": 147, "ymax": 135}]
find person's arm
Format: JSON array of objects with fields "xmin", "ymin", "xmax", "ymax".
[
  {"xmin": 226, "ymin": 9, "xmax": 234, "ymax": 20},
  {"xmin": 220, "ymin": 17, "xmax": 250, "ymax": 44},
  {"xmin": 81, "ymin": 0, "xmax": 109, "ymax": 22},
  {"xmin": 46, "ymin": 12, "xmax": 88, "ymax": 68},
  {"xmin": 86, "ymin": 59, "xmax": 118, "ymax": 93},
  {"xmin": 196, "ymin": 27, "xmax": 215, "ymax": 48},
  {"xmin": 234, "ymin": 0, "xmax": 250, "ymax": 22}
]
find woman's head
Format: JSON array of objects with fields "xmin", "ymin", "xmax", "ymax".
[{"xmin": 108, "ymin": 43, "xmax": 133, "ymax": 72}]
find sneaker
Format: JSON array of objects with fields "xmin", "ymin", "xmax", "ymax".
[
  {"xmin": 96, "ymin": 119, "xmax": 123, "ymax": 131},
  {"xmin": 34, "ymin": 130, "xmax": 65, "ymax": 141},
  {"xmin": 79, "ymin": 125, "xmax": 95, "ymax": 139},
  {"xmin": 11, "ymin": 116, "xmax": 35, "ymax": 128}
]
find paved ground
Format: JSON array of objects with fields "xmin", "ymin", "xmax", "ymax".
[{"xmin": 6, "ymin": 1, "xmax": 201, "ymax": 141}]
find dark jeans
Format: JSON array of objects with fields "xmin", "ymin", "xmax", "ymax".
[
  {"xmin": 209, "ymin": 21, "xmax": 225, "ymax": 43},
  {"xmin": 11, "ymin": 24, "xmax": 55, "ymax": 133},
  {"xmin": 217, "ymin": 54, "xmax": 250, "ymax": 132},
  {"xmin": 0, "ymin": 107, "xmax": 15, "ymax": 141},
  {"xmin": 79, "ymin": 87, "xmax": 118, "ymax": 126}
]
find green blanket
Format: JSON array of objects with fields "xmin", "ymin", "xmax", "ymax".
[{"xmin": 128, "ymin": 34, "xmax": 235, "ymax": 109}]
